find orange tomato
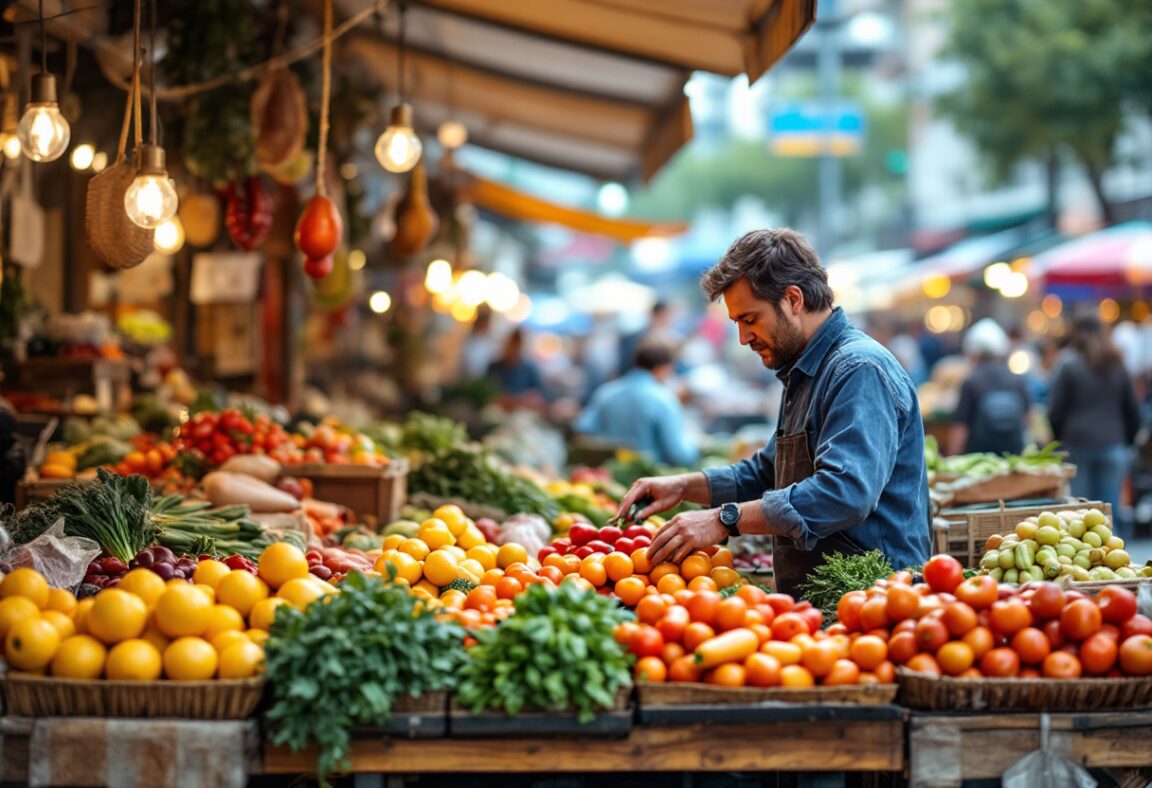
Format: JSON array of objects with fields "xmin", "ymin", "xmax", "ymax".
[
  {"xmin": 679, "ymin": 555, "xmax": 711, "ymax": 581},
  {"xmin": 905, "ymin": 653, "xmax": 942, "ymax": 677},
  {"xmin": 685, "ymin": 591, "xmax": 721, "ymax": 625},
  {"xmin": 885, "ymin": 585, "xmax": 920, "ymax": 623},
  {"xmin": 736, "ymin": 585, "xmax": 768, "ymax": 607},
  {"xmin": 874, "ymin": 660, "xmax": 896, "ymax": 683},
  {"xmin": 538, "ymin": 566, "xmax": 564, "ymax": 586},
  {"xmin": 687, "ymin": 576, "xmax": 719, "ymax": 593},
  {"xmin": 823, "ymin": 659, "xmax": 861, "ymax": 686},
  {"xmin": 495, "ymin": 577, "xmax": 524, "ymax": 600},
  {"xmin": 962, "ymin": 626, "xmax": 996, "ymax": 660},
  {"xmin": 636, "ymin": 595, "xmax": 668, "ymax": 625},
  {"xmin": 707, "ymin": 663, "xmax": 746, "ymax": 687},
  {"xmin": 657, "ymin": 606, "xmax": 690, "ymax": 643},
  {"xmin": 860, "ymin": 596, "xmax": 890, "ymax": 631},
  {"xmin": 942, "ymin": 602, "xmax": 978, "ymax": 638},
  {"xmin": 779, "ymin": 665, "xmax": 816, "ymax": 687},
  {"xmin": 579, "ymin": 561, "xmax": 608, "ymax": 588},
  {"xmin": 936, "ymin": 641, "xmax": 975, "ymax": 676},
  {"xmin": 801, "ymin": 640, "xmax": 841, "ymax": 678},
  {"xmin": 744, "ymin": 652, "xmax": 782, "ymax": 687},
  {"xmin": 661, "ymin": 642, "xmax": 686, "ymax": 665},
  {"xmin": 715, "ymin": 597, "xmax": 749, "ymax": 632},
  {"xmin": 649, "ymin": 563, "xmax": 680, "ymax": 583},
  {"xmin": 837, "ymin": 590, "xmax": 867, "ymax": 632},
  {"xmin": 465, "ymin": 586, "xmax": 498, "ymax": 612},
  {"xmin": 1010, "ymin": 627, "xmax": 1052, "ymax": 666},
  {"xmin": 1042, "ymin": 651, "xmax": 1083, "ymax": 679},
  {"xmin": 614, "ymin": 577, "xmax": 647, "ymax": 607},
  {"xmin": 771, "ymin": 612, "xmax": 810, "ymax": 642},
  {"xmin": 635, "ymin": 656, "xmax": 667, "ymax": 682},
  {"xmin": 749, "ymin": 623, "xmax": 772, "ymax": 645},
  {"xmin": 849, "ymin": 635, "xmax": 888, "ymax": 671},
  {"xmin": 683, "ymin": 622, "xmax": 716, "ymax": 652},
  {"xmin": 668, "ymin": 654, "xmax": 703, "ymax": 682},
  {"xmin": 604, "ymin": 553, "xmax": 634, "ymax": 583},
  {"xmin": 629, "ymin": 625, "xmax": 665, "ymax": 658},
  {"xmin": 630, "ymin": 548, "xmax": 654, "ymax": 575},
  {"xmin": 656, "ymin": 573, "xmax": 686, "ymax": 595},
  {"xmin": 615, "ymin": 622, "xmax": 640, "ymax": 646},
  {"xmin": 710, "ymin": 548, "xmax": 734, "ymax": 568},
  {"xmin": 709, "ymin": 567, "xmax": 740, "ymax": 588}
]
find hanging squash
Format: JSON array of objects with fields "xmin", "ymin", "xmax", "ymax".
[
  {"xmin": 251, "ymin": 68, "xmax": 308, "ymax": 169},
  {"xmin": 387, "ymin": 161, "xmax": 439, "ymax": 259}
]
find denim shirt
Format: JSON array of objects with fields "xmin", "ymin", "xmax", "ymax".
[
  {"xmin": 704, "ymin": 308, "xmax": 932, "ymax": 571},
  {"xmin": 575, "ymin": 370, "xmax": 699, "ymax": 467}
]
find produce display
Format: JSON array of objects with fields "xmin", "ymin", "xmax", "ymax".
[
  {"xmin": 836, "ymin": 554, "xmax": 1152, "ymax": 679},
  {"xmin": 977, "ymin": 508, "xmax": 1152, "ymax": 584},
  {"xmin": 925, "ymin": 438, "xmax": 1067, "ymax": 480}
]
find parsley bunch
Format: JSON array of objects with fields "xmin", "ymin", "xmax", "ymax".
[
  {"xmin": 264, "ymin": 572, "xmax": 467, "ymax": 776},
  {"xmin": 456, "ymin": 582, "xmax": 634, "ymax": 722}
]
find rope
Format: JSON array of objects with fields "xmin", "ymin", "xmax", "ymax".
[
  {"xmin": 149, "ymin": 0, "xmax": 158, "ymax": 146},
  {"xmin": 316, "ymin": 0, "xmax": 332, "ymax": 197},
  {"xmin": 96, "ymin": 0, "xmax": 389, "ymax": 101}
]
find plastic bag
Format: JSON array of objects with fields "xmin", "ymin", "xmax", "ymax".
[
  {"xmin": 0, "ymin": 519, "xmax": 101, "ymax": 591},
  {"xmin": 1002, "ymin": 714, "xmax": 1096, "ymax": 788}
]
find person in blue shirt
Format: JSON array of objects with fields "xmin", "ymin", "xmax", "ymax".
[
  {"xmin": 620, "ymin": 228, "xmax": 932, "ymax": 596},
  {"xmin": 487, "ymin": 329, "xmax": 546, "ymax": 412},
  {"xmin": 574, "ymin": 339, "xmax": 699, "ymax": 467}
]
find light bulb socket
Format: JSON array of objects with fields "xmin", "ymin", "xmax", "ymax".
[
  {"xmin": 30, "ymin": 73, "xmax": 58, "ymax": 105},
  {"xmin": 137, "ymin": 144, "xmax": 168, "ymax": 176},
  {"xmin": 389, "ymin": 103, "xmax": 414, "ymax": 129}
]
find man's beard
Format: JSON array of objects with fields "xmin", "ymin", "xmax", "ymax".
[{"xmin": 752, "ymin": 315, "xmax": 806, "ymax": 370}]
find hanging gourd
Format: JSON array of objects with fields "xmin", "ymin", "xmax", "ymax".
[
  {"xmin": 294, "ymin": 0, "xmax": 341, "ymax": 280},
  {"xmin": 387, "ymin": 160, "xmax": 438, "ymax": 259}
]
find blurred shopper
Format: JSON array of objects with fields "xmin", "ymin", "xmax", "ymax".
[
  {"xmin": 948, "ymin": 318, "xmax": 1030, "ymax": 455},
  {"xmin": 574, "ymin": 339, "xmax": 698, "ymax": 467},
  {"xmin": 487, "ymin": 328, "xmax": 546, "ymax": 411},
  {"xmin": 459, "ymin": 306, "xmax": 498, "ymax": 381},
  {"xmin": 889, "ymin": 321, "xmax": 927, "ymax": 386},
  {"xmin": 619, "ymin": 300, "xmax": 676, "ymax": 372},
  {"xmin": 617, "ymin": 228, "xmax": 931, "ymax": 595},
  {"xmin": 1048, "ymin": 311, "xmax": 1141, "ymax": 534}
]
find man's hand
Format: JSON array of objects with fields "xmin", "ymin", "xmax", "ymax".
[
  {"xmin": 617, "ymin": 472, "xmax": 709, "ymax": 522},
  {"xmin": 646, "ymin": 508, "xmax": 727, "ymax": 565}
]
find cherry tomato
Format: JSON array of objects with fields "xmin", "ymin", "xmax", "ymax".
[{"xmin": 923, "ymin": 555, "xmax": 964, "ymax": 594}]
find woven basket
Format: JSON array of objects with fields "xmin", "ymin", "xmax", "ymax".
[
  {"xmin": 3, "ymin": 673, "xmax": 265, "ymax": 719},
  {"xmin": 637, "ymin": 680, "xmax": 898, "ymax": 706},
  {"xmin": 1068, "ymin": 577, "xmax": 1150, "ymax": 593},
  {"xmin": 86, "ymin": 160, "xmax": 155, "ymax": 269},
  {"xmin": 896, "ymin": 668, "xmax": 1152, "ymax": 712}
]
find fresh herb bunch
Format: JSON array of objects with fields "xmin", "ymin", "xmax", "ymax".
[
  {"xmin": 456, "ymin": 582, "xmax": 634, "ymax": 722},
  {"xmin": 264, "ymin": 572, "xmax": 467, "ymax": 776},
  {"xmin": 800, "ymin": 550, "xmax": 894, "ymax": 623},
  {"xmin": 398, "ymin": 412, "xmax": 468, "ymax": 454},
  {"xmin": 409, "ymin": 445, "xmax": 559, "ymax": 520}
]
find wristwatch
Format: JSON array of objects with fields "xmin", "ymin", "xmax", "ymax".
[{"xmin": 719, "ymin": 503, "xmax": 741, "ymax": 537}]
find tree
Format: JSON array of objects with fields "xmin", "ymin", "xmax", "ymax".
[{"xmin": 937, "ymin": 0, "xmax": 1152, "ymax": 225}]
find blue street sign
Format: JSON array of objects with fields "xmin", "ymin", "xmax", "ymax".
[{"xmin": 769, "ymin": 100, "xmax": 867, "ymax": 157}]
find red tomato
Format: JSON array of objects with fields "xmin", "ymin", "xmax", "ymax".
[
  {"xmin": 1122, "ymin": 614, "xmax": 1152, "ymax": 639},
  {"xmin": 1080, "ymin": 633, "xmax": 1119, "ymax": 675},
  {"xmin": 989, "ymin": 598, "xmax": 1033, "ymax": 637},
  {"xmin": 837, "ymin": 590, "xmax": 867, "ymax": 631},
  {"xmin": 1096, "ymin": 586, "xmax": 1137, "ymax": 625},
  {"xmin": 859, "ymin": 596, "xmax": 890, "ymax": 631},
  {"xmin": 1119, "ymin": 635, "xmax": 1152, "ymax": 676},
  {"xmin": 923, "ymin": 555, "xmax": 964, "ymax": 594},
  {"xmin": 798, "ymin": 606, "xmax": 824, "ymax": 634},
  {"xmin": 885, "ymin": 585, "xmax": 921, "ymax": 623},
  {"xmin": 980, "ymin": 647, "xmax": 1021, "ymax": 677},
  {"xmin": 1027, "ymin": 583, "xmax": 1066, "ymax": 621},
  {"xmin": 887, "ymin": 631, "xmax": 918, "ymax": 665},
  {"xmin": 657, "ymin": 606, "xmax": 690, "ymax": 643},
  {"xmin": 1042, "ymin": 619, "xmax": 1066, "ymax": 649},
  {"xmin": 770, "ymin": 612, "xmax": 810, "ymax": 641},
  {"xmin": 629, "ymin": 625, "xmax": 665, "ymax": 658},
  {"xmin": 764, "ymin": 594, "xmax": 796, "ymax": 615},
  {"xmin": 954, "ymin": 574, "xmax": 998, "ymax": 610},
  {"xmin": 1010, "ymin": 627, "xmax": 1052, "ymax": 666},
  {"xmin": 905, "ymin": 653, "xmax": 941, "ymax": 676},
  {"xmin": 915, "ymin": 617, "xmax": 949, "ymax": 653},
  {"xmin": 1042, "ymin": 651, "xmax": 1083, "ymax": 679},
  {"xmin": 1060, "ymin": 599, "xmax": 1103, "ymax": 641},
  {"xmin": 942, "ymin": 601, "xmax": 978, "ymax": 637}
]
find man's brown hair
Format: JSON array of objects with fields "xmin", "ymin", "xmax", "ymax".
[{"xmin": 700, "ymin": 228, "xmax": 834, "ymax": 312}]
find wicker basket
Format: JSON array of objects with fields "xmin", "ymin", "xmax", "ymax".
[
  {"xmin": 896, "ymin": 668, "xmax": 1152, "ymax": 712},
  {"xmin": 637, "ymin": 681, "xmax": 898, "ymax": 706},
  {"xmin": 1068, "ymin": 577, "xmax": 1150, "ymax": 593},
  {"xmin": 3, "ymin": 673, "xmax": 265, "ymax": 719},
  {"xmin": 966, "ymin": 500, "xmax": 1110, "ymax": 566}
]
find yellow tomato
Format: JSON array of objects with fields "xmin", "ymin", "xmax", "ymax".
[
  {"xmin": 258, "ymin": 543, "xmax": 310, "ymax": 590},
  {"xmin": 105, "ymin": 638, "xmax": 162, "ymax": 680},
  {"xmin": 163, "ymin": 637, "xmax": 218, "ymax": 680},
  {"xmin": 51, "ymin": 634, "xmax": 106, "ymax": 679},
  {"xmin": 215, "ymin": 572, "xmax": 270, "ymax": 618},
  {"xmin": 0, "ymin": 568, "xmax": 49, "ymax": 609},
  {"xmin": 422, "ymin": 550, "xmax": 460, "ymax": 587}
]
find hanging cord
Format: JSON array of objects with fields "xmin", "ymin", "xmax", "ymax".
[
  {"xmin": 396, "ymin": 0, "xmax": 407, "ymax": 104},
  {"xmin": 38, "ymin": 0, "xmax": 46, "ymax": 74},
  {"xmin": 149, "ymin": 0, "xmax": 158, "ymax": 146},
  {"xmin": 95, "ymin": 0, "xmax": 389, "ymax": 101},
  {"xmin": 113, "ymin": 0, "xmax": 143, "ymax": 163},
  {"xmin": 316, "ymin": 0, "xmax": 332, "ymax": 197}
]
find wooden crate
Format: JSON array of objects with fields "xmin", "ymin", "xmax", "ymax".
[
  {"xmin": 934, "ymin": 464, "xmax": 1075, "ymax": 507},
  {"xmin": 294, "ymin": 459, "xmax": 408, "ymax": 526},
  {"xmin": 14, "ymin": 477, "xmax": 72, "ymax": 510},
  {"xmin": 966, "ymin": 500, "xmax": 1110, "ymax": 563}
]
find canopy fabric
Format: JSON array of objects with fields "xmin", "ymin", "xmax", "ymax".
[
  {"xmin": 337, "ymin": 0, "xmax": 816, "ymax": 181},
  {"xmin": 462, "ymin": 172, "xmax": 688, "ymax": 244},
  {"xmin": 1032, "ymin": 222, "xmax": 1152, "ymax": 287}
]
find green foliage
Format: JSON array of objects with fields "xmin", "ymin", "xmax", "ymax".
[
  {"xmin": 456, "ymin": 582, "xmax": 634, "ymax": 722},
  {"xmin": 264, "ymin": 572, "xmax": 467, "ymax": 777},
  {"xmin": 936, "ymin": 0, "xmax": 1152, "ymax": 215},
  {"xmin": 800, "ymin": 550, "xmax": 893, "ymax": 623},
  {"xmin": 409, "ymin": 445, "xmax": 560, "ymax": 520},
  {"xmin": 397, "ymin": 412, "xmax": 469, "ymax": 454}
]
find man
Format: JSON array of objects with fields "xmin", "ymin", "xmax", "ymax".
[
  {"xmin": 622, "ymin": 228, "xmax": 931, "ymax": 596},
  {"xmin": 574, "ymin": 339, "xmax": 698, "ymax": 467},
  {"xmin": 947, "ymin": 318, "xmax": 1030, "ymax": 456}
]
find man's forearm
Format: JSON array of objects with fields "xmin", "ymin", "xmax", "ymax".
[
  {"xmin": 682, "ymin": 471, "xmax": 712, "ymax": 506},
  {"xmin": 735, "ymin": 499, "xmax": 771, "ymax": 535}
]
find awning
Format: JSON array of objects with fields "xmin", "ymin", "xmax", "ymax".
[
  {"xmin": 337, "ymin": 0, "xmax": 816, "ymax": 182},
  {"xmin": 1032, "ymin": 222, "xmax": 1152, "ymax": 288}
]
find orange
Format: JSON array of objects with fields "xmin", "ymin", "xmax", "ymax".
[
  {"xmin": 215, "ymin": 572, "xmax": 270, "ymax": 618},
  {"xmin": 0, "ymin": 568, "xmax": 49, "ymax": 608},
  {"xmin": 614, "ymin": 577, "xmax": 647, "ymax": 607},
  {"xmin": 0, "ymin": 595, "xmax": 40, "ymax": 639},
  {"xmin": 630, "ymin": 548, "xmax": 653, "ymax": 575},
  {"xmin": 258, "ymin": 543, "xmax": 310, "ymax": 590},
  {"xmin": 211, "ymin": 630, "xmax": 250, "ymax": 654},
  {"xmin": 45, "ymin": 588, "xmax": 77, "ymax": 616},
  {"xmin": 276, "ymin": 577, "xmax": 327, "ymax": 610},
  {"xmin": 649, "ymin": 563, "xmax": 680, "ymax": 583},
  {"xmin": 249, "ymin": 597, "xmax": 290, "ymax": 631},
  {"xmin": 709, "ymin": 567, "xmax": 741, "ymax": 588},
  {"xmin": 603, "ymin": 553, "xmax": 634, "ymax": 583},
  {"xmin": 154, "ymin": 584, "xmax": 214, "ymax": 638},
  {"xmin": 217, "ymin": 640, "xmax": 265, "ymax": 679},
  {"xmin": 423, "ymin": 550, "xmax": 461, "ymax": 587},
  {"xmin": 687, "ymin": 576, "xmax": 719, "ymax": 593},
  {"xmin": 163, "ymin": 637, "xmax": 218, "ymax": 680},
  {"xmin": 88, "ymin": 589, "xmax": 148, "ymax": 645},
  {"xmin": 634, "ymin": 656, "xmax": 667, "ymax": 682},
  {"xmin": 780, "ymin": 664, "xmax": 816, "ymax": 687},
  {"xmin": 73, "ymin": 598, "xmax": 95, "ymax": 635},
  {"xmin": 656, "ymin": 573, "xmax": 686, "ymax": 595},
  {"xmin": 41, "ymin": 610, "xmax": 75, "ymax": 639},
  {"xmin": 193, "ymin": 559, "xmax": 232, "ymax": 590},
  {"xmin": 761, "ymin": 641, "xmax": 803, "ymax": 666},
  {"xmin": 578, "ymin": 561, "xmax": 607, "ymax": 587},
  {"xmin": 50, "ymin": 634, "xmax": 106, "ymax": 679},
  {"xmin": 710, "ymin": 547, "xmax": 735, "ymax": 568},
  {"xmin": 6, "ymin": 617, "xmax": 61, "ymax": 671},
  {"xmin": 203, "ymin": 604, "xmax": 246, "ymax": 640},
  {"xmin": 707, "ymin": 663, "xmax": 747, "ymax": 687},
  {"xmin": 105, "ymin": 639, "xmax": 162, "ymax": 680},
  {"xmin": 118, "ymin": 569, "xmax": 168, "ymax": 608},
  {"xmin": 679, "ymin": 555, "xmax": 711, "ymax": 581}
]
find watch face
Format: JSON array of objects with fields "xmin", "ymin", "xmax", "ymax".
[{"xmin": 722, "ymin": 504, "xmax": 739, "ymax": 526}]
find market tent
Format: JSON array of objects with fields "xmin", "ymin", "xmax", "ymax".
[
  {"xmin": 1031, "ymin": 222, "xmax": 1152, "ymax": 288},
  {"xmin": 336, "ymin": 0, "xmax": 816, "ymax": 182},
  {"xmin": 904, "ymin": 226, "xmax": 1037, "ymax": 284}
]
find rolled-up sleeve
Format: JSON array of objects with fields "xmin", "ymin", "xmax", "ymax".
[
  {"xmin": 760, "ymin": 361, "xmax": 902, "ymax": 550},
  {"xmin": 704, "ymin": 434, "xmax": 776, "ymax": 505}
]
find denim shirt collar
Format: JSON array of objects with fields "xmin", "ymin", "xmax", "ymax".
[{"xmin": 776, "ymin": 307, "xmax": 849, "ymax": 382}]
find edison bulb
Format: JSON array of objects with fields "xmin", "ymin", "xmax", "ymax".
[
  {"xmin": 153, "ymin": 216, "xmax": 185, "ymax": 254},
  {"xmin": 2, "ymin": 135, "xmax": 20, "ymax": 160},
  {"xmin": 70, "ymin": 143, "xmax": 95, "ymax": 171},
  {"xmin": 125, "ymin": 174, "xmax": 179, "ymax": 229},
  {"xmin": 425, "ymin": 259, "xmax": 452, "ymax": 294},
  {"xmin": 375, "ymin": 103, "xmax": 422, "ymax": 173},
  {"xmin": 437, "ymin": 120, "xmax": 468, "ymax": 150},
  {"xmin": 18, "ymin": 103, "xmax": 70, "ymax": 162}
]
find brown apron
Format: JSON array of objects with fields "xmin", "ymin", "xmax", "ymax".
[{"xmin": 772, "ymin": 431, "xmax": 866, "ymax": 597}]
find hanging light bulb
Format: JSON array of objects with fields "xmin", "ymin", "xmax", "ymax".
[
  {"xmin": 424, "ymin": 258, "xmax": 452, "ymax": 293},
  {"xmin": 18, "ymin": 73, "xmax": 70, "ymax": 162},
  {"xmin": 70, "ymin": 143, "xmax": 95, "ymax": 171},
  {"xmin": 375, "ymin": 103, "xmax": 422, "ymax": 173},
  {"xmin": 3, "ymin": 134, "xmax": 21, "ymax": 160},
  {"xmin": 125, "ymin": 144, "xmax": 179, "ymax": 229},
  {"xmin": 153, "ymin": 216, "xmax": 185, "ymax": 254},
  {"xmin": 437, "ymin": 120, "xmax": 468, "ymax": 150}
]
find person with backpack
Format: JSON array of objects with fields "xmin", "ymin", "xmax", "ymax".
[{"xmin": 948, "ymin": 318, "xmax": 1031, "ymax": 456}]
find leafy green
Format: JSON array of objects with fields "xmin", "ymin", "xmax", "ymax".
[
  {"xmin": 409, "ymin": 445, "xmax": 559, "ymax": 520},
  {"xmin": 264, "ymin": 572, "xmax": 466, "ymax": 777},
  {"xmin": 456, "ymin": 582, "xmax": 633, "ymax": 722},
  {"xmin": 149, "ymin": 494, "xmax": 296, "ymax": 559},
  {"xmin": 47, "ymin": 470, "xmax": 156, "ymax": 562},
  {"xmin": 397, "ymin": 412, "xmax": 469, "ymax": 454},
  {"xmin": 800, "ymin": 550, "xmax": 894, "ymax": 624}
]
